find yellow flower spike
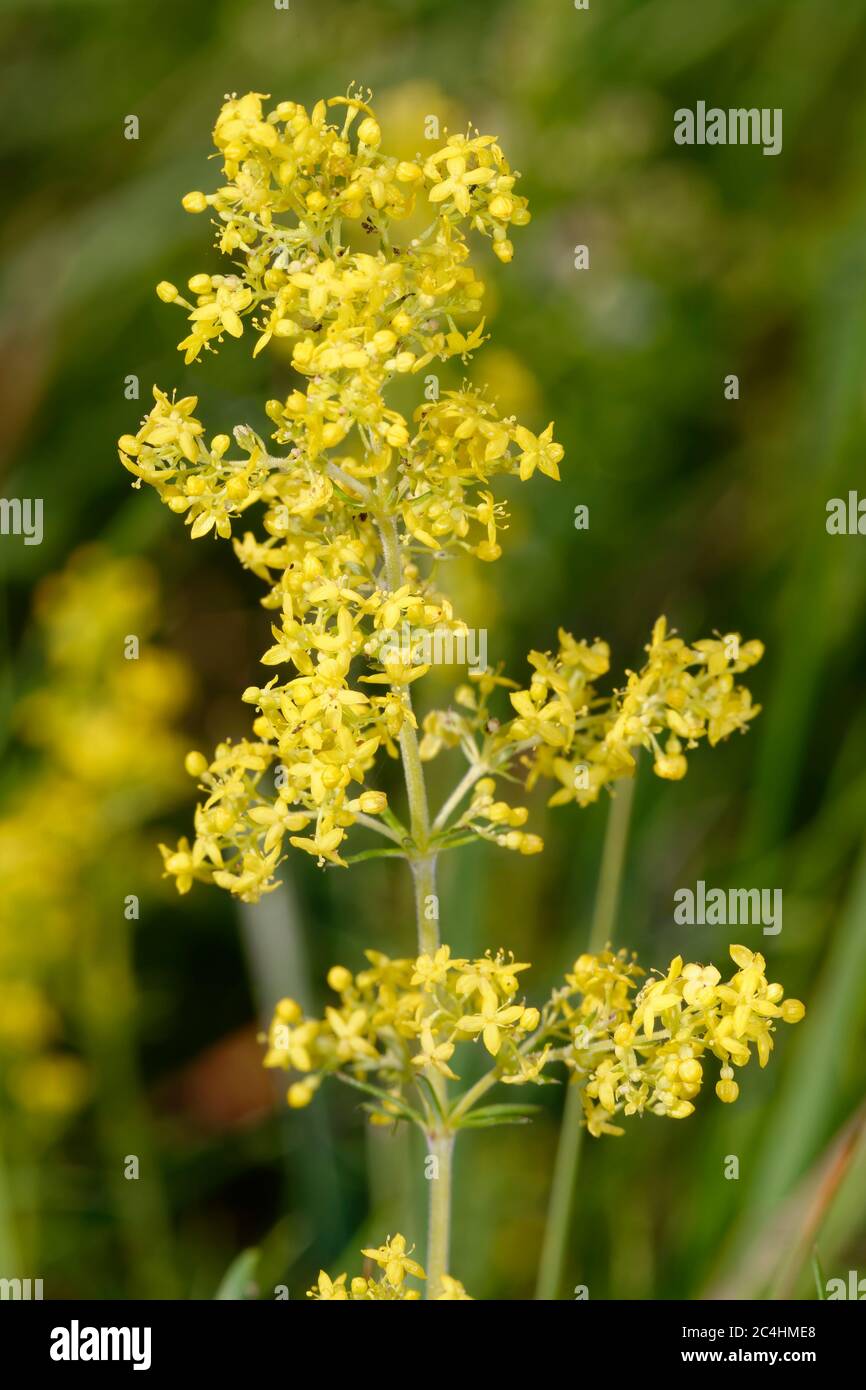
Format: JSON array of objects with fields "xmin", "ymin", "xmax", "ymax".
[{"xmin": 120, "ymin": 99, "xmax": 802, "ymax": 1240}]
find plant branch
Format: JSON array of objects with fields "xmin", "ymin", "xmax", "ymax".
[
  {"xmin": 433, "ymin": 761, "xmax": 487, "ymax": 831},
  {"xmin": 535, "ymin": 767, "xmax": 638, "ymax": 1299},
  {"xmin": 352, "ymin": 811, "xmax": 404, "ymax": 844}
]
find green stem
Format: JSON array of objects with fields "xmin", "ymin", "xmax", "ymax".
[
  {"xmin": 588, "ymin": 771, "xmax": 637, "ymax": 954},
  {"xmin": 433, "ymin": 761, "xmax": 486, "ymax": 831},
  {"xmin": 375, "ymin": 488, "xmax": 452, "ymax": 1297},
  {"xmin": 400, "ymin": 718, "xmax": 431, "ymax": 851},
  {"xmin": 353, "ymin": 810, "xmax": 404, "ymax": 844},
  {"xmin": 426, "ymin": 1132, "xmax": 454, "ymax": 1299},
  {"xmin": 535, "ymin": 1083, "xmax": 585, "ymax": 1300},
  {"xmin": 411, "ymin": 854, "xmax": 439, "ymax": 957},
  {"xmin": 534, "ymin": 769, "xmax": 638, "ymax": 1299},
  {"xmin": 375, "ymin": 498, "xmax": 433, "ymax": 865}
]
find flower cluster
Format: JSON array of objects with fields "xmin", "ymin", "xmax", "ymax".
[
  {"xmin": 421, "ymin": 618, "xmax": 764, "ymax": 850},
  {"xmin": 262, "ymin": 943, "xmax": 803, "ymax": 1136},
  {"xmin": 308, "ymin": 1233, "xmax": 470, "ymax": 1300},
  {"xmin": 155, "ymin": 608, "xmax": 763, "ymax": 898},
  {"xmin": 560, "ymin": 945, "xmax": 805, "ymax": 1136},
  {"xmin": 118, "ymin": 89, "xmax": 567, "ymax": 891},
  {"xmin": 262, "ymin": 946, "xmax": 541, "ymax": 1111}
]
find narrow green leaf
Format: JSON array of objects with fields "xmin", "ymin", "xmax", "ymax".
[
  {"xmin": 342, "ymin": 847, "xmax": 409, "ymax": 864},
  {"xmin": 414, "ymin": 1073, "xmax": 447, "ymax": 1123},
  {"xmin": 336, "ymin": 1071, "xmax": 424, "ymax": 1127},
  {"xmin": 458, "ymin": 1113, "xmax": 534, "ymax": 1129},
  {"xmin": 462, "ymin": 1102, "xmax": 543, "ymax": 1121},
  {"xmin": 214, "ymin": 1247, "xmax": 261, "ymax": 1300}
]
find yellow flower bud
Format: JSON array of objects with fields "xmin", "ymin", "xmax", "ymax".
[
  {"xmin": 715, "ymin": 1077, "xmax": 739, "ymax": 1104},
  {"xmin": 327, "ymin": 966, "xmax": 353, "ymax": 993},
  {"xmin": 781, "ymin": 998, "xmax": 805, "ymax": 1023},
  {"xmin": 357, "ymin": 117, "xmax": 381, "ymax": 147},
  {"xmin": 669, "ymin": 1100, "xmax": 695, "ymax": 1119},
  {"xmin": 372, "ymin": 329, "xmax": 397, "ymax": 354},
  {"xmin": 518, "ymin": 833, "xmax": 543, "ymax": 854},
  {"xmin": 276, "ymin": 997, "xmax": 302, "ymax": 1023},
  {"xmin": 385, "ymin": 422, "xmax": 409, "ymax": 447},
  {"xmin": 288, "ymin": 1081, "xmax": 314, "ymax": 1108},
  {"xmin": 654, "ymin": 752, "xmax": 688, "ymax": 780},
  {"xmin": 184, "ymin": 751, "xmax": 209, "ymax": 778},
  {"xmin": 476, "ymin": 540, "xmax": 502, "ymax": 561},
  {"xmin": 182, "ymin": 191, "xmax": 208, "ymax": 213},
  {"xmin": 678, "ymin": 1058, "xmax": 702, "ymax": 1085},
  {"xmin": 252, "ymin": 121, "xmax": 277, "ymax": 147},
  {"xmin": 156, "ymin": 280, "xmax": 179, "ymax": 302}
]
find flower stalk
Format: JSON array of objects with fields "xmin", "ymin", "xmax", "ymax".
[
  {"xmin": 425, "ymin": 1132, "xmax": 454, "ymax": 1299},
  {"xmin": 535, "ymin": 771, "xmax": 637, "ymax": 1300}
]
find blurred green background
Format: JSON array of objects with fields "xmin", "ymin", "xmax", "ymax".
[{"xmin": 2, "ymin": 0, "xmax": 866, "ymax": 1300}]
